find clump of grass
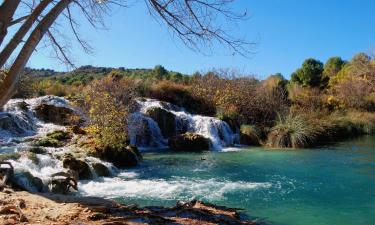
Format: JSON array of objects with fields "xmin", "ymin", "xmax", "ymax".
[
  {"xmin": 267, "ymin": 114, "xmax": 321, "ymax": 148},
  {"xmin": 240, "ymin": 125, "xmax": 261, "ymax": 146}
]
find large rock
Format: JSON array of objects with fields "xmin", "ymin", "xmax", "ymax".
[
  {"xmin": 34, "ymin": 103, "xmax": 76, "ymax": 125},
  {"xmin": 62, "ymin": 155, "xmax": 92, "ymax": 180},
  {"xmin": 12, "ymin": 171, "xmax": 44, "ymax": 192},
  {"xmin": 239, "ymin": 125, "xmax": 261, "ymax": 146},
  {"xmin": 145, "ymin": 107, "xmax": 176, "ymax": 138},
  {"xmin": 92, "ymin": 163, "xmax": 111, "ymax": 177},
  {"xmin": 168, "ymin": 133, "xmax": 210, "ymax": 152},
  {"xmin": 90, "ymin": 146, "xmax": 141, "ymax": 169},
  {"xmin": 0, "ymin": 112, "xmax": 34, "ymax": 135}
]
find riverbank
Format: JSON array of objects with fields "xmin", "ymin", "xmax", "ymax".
[{"xmin": 0, "ymin": 189, "xmax": 257, "ymax": 225}]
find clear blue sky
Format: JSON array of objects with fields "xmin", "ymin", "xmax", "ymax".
[{"xmin": 27, "ymin": 0, "xmax": 375, "ymax": 79}]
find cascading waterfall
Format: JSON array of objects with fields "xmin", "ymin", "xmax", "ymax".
[
  {"xmin": 0, "ymin": 96, "xmax": 116, "ymax": 192},
  {"xmin": 128, "ymin": 98, "xmax": 238, "ymax": 151}
]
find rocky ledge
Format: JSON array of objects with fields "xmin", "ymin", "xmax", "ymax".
[{"xmin": 0, "ymin": 190, "xmax": 259, "ymax": 225}]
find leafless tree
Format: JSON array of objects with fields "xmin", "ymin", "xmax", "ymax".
[{"xmin": 0, "ymin": 0, "xmax": 251, "ymax": 107}]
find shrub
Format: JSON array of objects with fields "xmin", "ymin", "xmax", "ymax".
[
  {"xmin": 82, "ymin": 76, "xmax": 135, "ymax": 148},
  {"xmin": 191, "ymin": 71, "xmax": 289, "ymax": 126},
  {"xmin": 267, "ymin": 114, "xmax": 322, "ymax": 148},
  {"xmin": 149, "ymin": 80, "xmax": 215, "ymax": 115}
]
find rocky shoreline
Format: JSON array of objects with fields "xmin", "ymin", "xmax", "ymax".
[{"xmin": 0, "ymin": 189, "xmax": 259, "ymax": 225}]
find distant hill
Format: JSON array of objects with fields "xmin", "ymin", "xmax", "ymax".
[{"xmin": 23, "ymin": 65, "xmax": 189, "ymax": 85}]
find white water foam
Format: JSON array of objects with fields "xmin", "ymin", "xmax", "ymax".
[
  {"xmin": 79, "ymin": 176, "xmax": 272, "ymax": 201},
  {"xmin": 129, "ymin": 98, "xmax": 238, "ymax": 151}
]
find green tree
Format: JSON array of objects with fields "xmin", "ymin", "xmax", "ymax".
[
  {"xmin": 323, "ymin": 57, "xmax": 346, "ymax": 78},
  {"xmin": 153, "ymin": 65, "xmax": 168, "ymax": 79},
  {"xmin": 291, "ymin": 58, "xmax": 324, "ymax": 87}
]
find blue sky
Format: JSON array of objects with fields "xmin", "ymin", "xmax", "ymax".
[{"xmin": 27, "ymin": 0, "xmax": 375, "ymax": 79}]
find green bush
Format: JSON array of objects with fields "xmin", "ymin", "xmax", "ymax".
[{"xmin": 267, "ymin": 114, "xmax": 321, "ymax": 148}]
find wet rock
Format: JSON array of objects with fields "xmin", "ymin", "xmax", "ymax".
[
  {"xmin": 0, "ymin": 112, "xmax": 33, "ymax": 135},
  {"xmin": 92, "ymin": 163, "xmax": 111, "ymax": 177},
  {"xmin": 12, "ymin": 171, "xmax": 44, "ymax": 192},
  {"xmin": 50, "ymin": 172, "xmax": 78, "ymax": 194},
  {"xmin": 168, "ymin": 133, "xmax": 210, "ymax": 152},
  {"xmin": 34, "ymin": 103, "xmax": 76, "ymax": 125},
  {"xmin": 90, "ymin": 146, "xmax": 141, "ymax": 169},
  {"xmin": 145, "ymin": 107, "xmax": 176, "ymax": 138},
  {"xmin": 28, "ymin": 147, "xmax": 46, "ymax": 154},
  {"xmin": 62, "ymin": 155, "xmax": 92, "ymax": 180}
]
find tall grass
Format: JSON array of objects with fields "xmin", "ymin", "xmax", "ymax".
[{"xmin": 267, "ymin": 114, "xmax": 322, "ymax": 148}]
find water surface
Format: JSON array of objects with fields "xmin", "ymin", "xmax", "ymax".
[{"xmin": 80, "ymin": 136, "xmax": 375, "ymax": 225}]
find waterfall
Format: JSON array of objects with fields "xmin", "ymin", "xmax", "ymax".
[
  {"xmin": 128, "ymin": 98, "xmax": 238, "ymax": 151},
  {"xmin": 0, "ymin": 96, "xmax": 71, "ymax": 144},
  {"xmin": 0, "ymin": 96, "xmax": 117, "ymax": 192}
]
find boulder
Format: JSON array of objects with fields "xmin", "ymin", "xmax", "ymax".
[
  {"xmin": 62, "ymin": 155, "xmax": 92, "ymax": 180},
  {"xmin": 0, "ymin": 112, "xmax": 32, "ymax": 135},
  {"xmin": 34, "ymin": 103, "xmax": 76, "ymax": 125},
  {"xmin": 239, "ymin": 125, "xmax": 261, "ymax": 146},
  {"xmin": 145, "ymin": 107, "xmax": 176, "ymax": 138},
  {"xmin": 168, "ymin": 133, "xmax": 210, "ymax": 152},
  {"xmin": 90, "ymin": 146, "xmax": 141, "ymax": 169},
  {"xmin": 12, "ymin": 171, "xmax": 44, "ymax": 192},
  {"xmin": 92, "ymin": 163, "xmax": 111, "ymax": 177}
]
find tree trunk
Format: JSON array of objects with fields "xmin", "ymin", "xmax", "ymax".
[
  {"xmin": 0, "ymin": 0, "xmax": 21, "ymax": 47},
  {"xmin": 0, "ymin": 0, "xmax": 73, "ymax": 107},
  {"xmin": 0, "ymin": 0, "xmax": 53, "ymax": 68}
]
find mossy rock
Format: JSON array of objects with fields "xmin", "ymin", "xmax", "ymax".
[
  {"xmin": 89, "ymin": 145, "xmax": 141, "ymax": 169},
  {"xmin": 145, "ymin": 107, "xmax": 176, "ymax": 138},
  {"xmin": 34, "ymin": 138, "xmax": 62, "ymax": 147},
  {"xmin": 240, "ymin": 125, "xmax": 261, "ymax": 146},
  {"xmin": 62, "ymin": 154, "xmax": 92, "ymax": 180},
  {"xmin": 34, "ymin": 103, "xmax": 77, "ymax": 125},
  {"xmin": 92, "ymin": 163, "xmax": 111, "ymax": 177},
  {"xmin": 28, "ymin": 146, "xmax": 47, "ymax": 154},
  {"xmin": 168, "ymin": 133, "xmax": 210, "ymax": 152},
  {"xmin": 46, "ymin": 130, "xmax": 72, "ymax": 141},
  {"xmin": 0, "ymin": 153, "xmax": 21, "ymax": 161},
  {"xmin": 33, "ymin": 130, "xmax": 71, "ymax": 147}
]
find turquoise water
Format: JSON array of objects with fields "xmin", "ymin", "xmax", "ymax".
[{"xmin": 81, "ymin": 136, "xmax": 375, "ymax": 225}]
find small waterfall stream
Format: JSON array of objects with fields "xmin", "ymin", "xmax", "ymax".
[{"xmin": 128, "ymin": 98, "xmax": 238, "ymax": 151}]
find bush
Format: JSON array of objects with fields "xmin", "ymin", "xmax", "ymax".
[
  {"xmin": 149, "ymin": 80, "xmax": 215, "ymax": 115},
  {"xmin": 267, "ymin": 114, "xmax": 322, "ymax": 148},
  {"xmin": 82, "ymin": 76, "xmax": 135, "ymax": 148}
]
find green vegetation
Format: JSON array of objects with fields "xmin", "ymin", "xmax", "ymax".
[
  {"xmin": 33, "ymin": 130, "xmax": 71, "ymax": 147},
  {"xmin": 18, "ymin": 52, "xmax": 375, "ymax": 149}
]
